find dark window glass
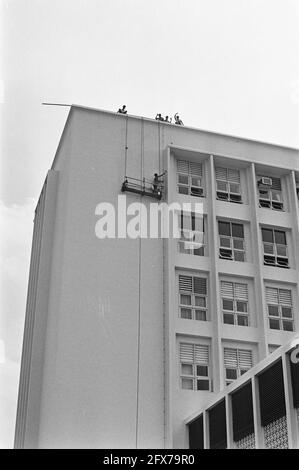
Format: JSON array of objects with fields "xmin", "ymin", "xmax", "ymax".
[
  {"xmin": 197, "ymin": 365, "xmax": 208, "ymax": 377},
  {"xmin": 232, "ymin": 223, "xmax": 244, "ymax": 238},
  {"xmin": 274, "ymin": 230, "xmax": 286, "ymax": 245},
  {"xmin": 218, "ymin": 221, "xmax": 231, "ymax": 236},
  {"xmin": 262, "ymin": 228, "xmax": 274, "ymax": 243},
  {"xmin": 223, "ymin": 313, "xmax": 234, "ymax": 324},
  {"xmin": 226, "ymin": 368, "xmax": 237, "ymax": 380},
  {"xmin": 197, "ymin": 379, "xmax": 210, "ymax": 390},
  {"xmin": 223, "ymin": 299, "xmax": 234, "ymax": 310}
]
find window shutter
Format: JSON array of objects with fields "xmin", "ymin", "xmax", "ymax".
[
  {"xmin": 228, "ymin": 168, "xmax": 240, "ymax": 183},
  {"xmin": 221, "ymin": 281, "xmax": 234, "ymax": 299},
  {"xmin": 266, "ymin": 287, "xmax": 279, "ymax": 304},
  {"xmin": 209, "ymin": 400, "xmax": 227, "ymax": 449},
  {"xmin": 177, "ymin": 160, "xmax": 189, "ymax": 173},
  {"xmin": 234, "ymin": 283, "xmax": 248, "ymax": 300},
  {"xmin": 271, "ymin": 177, "xmax": 281, "ymax": 191},
  {"xmin": 194, "ymin": 345, "xmax": 209, "ymax": 364},
  {"xmin": 224, "ymin": 348, "xmax": 238, "ymax": 368},
  {"xmin": 180, "ymin": 343, "xmax": 194, "ymax": 363},
  {"xmin": 179, "ymin": 275, "xmax": 192, "ymax": 292},
  {"xmin": 193, "ymin": 277, "xmax": 207, "ymax": 295},
  {"xmin": 238, "ymin": 349, "xmax": 253, "ymax": 369},
  {"xmin": 232, "ymin": 382, "xmax": 254, "ymax": 441},
  {"xmin": 258, "ymin": 359, "xmax": 286, "ymax": 426},
  {"xmin": 278, "ymin": 289, "xmax": 292, "ymax": 306},
  {"xmin": 190, "ymin": 161, "xmax": 202, "ymax": 177},
  {"xmin": 189, "ymin": 415, "xmax": 204, "ymax": 449},
  {"xmin": 215, "ymin": 167, "xmax": 227, "ymax": 180}
]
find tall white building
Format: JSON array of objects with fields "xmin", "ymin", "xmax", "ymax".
[{"xmin": 15, "ymin": 106, "xmax": 299, "ymax": 448}]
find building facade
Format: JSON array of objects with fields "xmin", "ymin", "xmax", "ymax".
[{"xmin": 15, "ymin": 106, "xmax": 299, "ymax": 448}]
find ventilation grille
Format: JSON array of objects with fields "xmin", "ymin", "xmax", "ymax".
[
  {"xmin": 232, "ymin": 382, "xmax": 254, "ymax": 441},
  {"xmin": 180, "ymin": 343, "xmax": 209, "ymax": 364},
  {"xmin": 235, "ymin": 433, "xmax": 255, "ymax": 449},
  {"xmin": 266, "ymin": 287, "xmax": 292, "ymax": 306},
  {"xmin": 177, "ymin": 159, "xmax": 202, "ymax": 176},
  {"xmin": 209, "ymin": 400, "xmax": 227, "ymax": 449},
  {"xmin": 215, "ymin": 167, "xmax": 240, "ymax": 183},
  {"xmin": 224, "ymin": 348, "xmax": 253, "ymax": 369},
  {"xmin": 264, "ymin": 416, "xmax": 288, "ymax": 449},
  {"xmin": 179, "ymin": 275, "xmax": 207, "ymax": 295},
  {"xmin": 221, "ymin": 281, "xmax": 248, "ymax": 300}
]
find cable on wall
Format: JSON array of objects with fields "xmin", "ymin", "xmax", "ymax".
[{"xmin": 135, "ymin": 117, "xmax": 144, "ymax": 448}]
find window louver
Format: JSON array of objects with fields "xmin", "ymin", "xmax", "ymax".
[
  {"xmin": 194, "ymin": 345, "xmax": 209, "ymax": 364},
  {"xmin": 190, "ymin": 161, "xmax": 203, "ymax": 177},
  {"xmin": 279, "ymin": 289, "xmax": 292, "ymax": 306},
  {"xmin": 266, "ymin": 287, "xmax": 279, "ymax": 304},
  {"xmin": 179, "ymin": 275, "xmax": 207, "ymax": 295},
  {"xmin": 179, "ymin": 275, "xmax": 192, "ymax": 292},
  {"xmin": 215, "ymin": 167, "xmax": 240, "ymax": 183},
  {"xmin": 209, "ymin": 400, "xmax": 227, "ymax": 449},
  {"xmin": 180, "ymin": 343, "xmax": 194, "ymax": 363},
  {"xmin": 231, "ymin": 382, "xmax": 254, "ymax": 441},
  {"xmin": 224, "ymin": 348, "xmax": 253, "ymax": 369},
  {"xmin": 221, "ymin": 281, "xmax": 234, "ymax": 298},
  {"xmin": 189, "ymin": 415, "xmax": 204, "ymax": 449},
  {"xmin": 238, "ymin": 350, "xmax": 253, "ymax": 369},
  {"xmin": 234, "ymin": 283, "xmax": 248, "ymax": 300},
  {"xmin": 180, "ymin": 343, "xmax": 209, "ymax": 364},
  {"xmin": 177, "ymin": 159, "xmax": 202, "ymax": 176},
  {"xmin": 258, "ymin": 359, "xmax": 286, "ymax": 426},
  {"xmin": 193, "ymin": 277, "xmax": 207, "ymax": 295},
  {"xmin": 177, "ymin": 160, "xmax": 189, "ymax": 173},
  {"xmin": 266, "ymin": 287, "xmax": 292, "ymax": 306},
  {"xmin": 224, "ymin": 348, "xmax": 238, "ymax": 368}
]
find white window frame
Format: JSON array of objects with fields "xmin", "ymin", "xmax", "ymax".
[
  {"xmin": 257, "ymin": 175, "xmax": 283, "ymax": 211},
  {"xmin": 266, "ymin": 287, "xmax": 294, "ymax": 332},
  {"xmin": 177, "ymin": 160, "xmax": 204, "ymax": 197},
  {"xmin": 221, "ymin": 281, "xmax": 249, "ymax": 327},
  {"xmin": 178, "ymin": 274, "xmax": 208, "ymax": 321},
  {"xmin": 180, "ymin": 343, "xmax": 211, "ymax": 391},
  {"xmin": 218, "ymin": 221, "xmax": 246, "ymax": 262},
  {"xmin": 262, "ymin": 228, "xmax": 289, "ymax": 268},
  {"xmin": 224, "ymin": 347, "xmax": 253, "ymax": 386},
  {"xmin": 216, "ymin": 167, "xmax": 242, "ymax": 203},
  {"xmin": 178, "ymin": 212, "xmax": 205, "ymax": 256}
]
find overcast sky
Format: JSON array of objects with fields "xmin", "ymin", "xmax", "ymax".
[{"xmin": 1, "ymin": 0, "xmax": 299, "ymax": 448}]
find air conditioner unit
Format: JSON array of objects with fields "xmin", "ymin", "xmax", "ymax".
[
  {"xmin": 217, "ymin": 191, "xmax": 229, "ymax": 201},
  {"xmin": 259, "ymin": 177, "xmax": 272, "ymax": 186},
  {"xmin": 219, "ymin": 248, "xmax": 233, "ymax": 260}
]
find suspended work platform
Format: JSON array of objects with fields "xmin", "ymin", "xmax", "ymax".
[{"xmin": 121, "ymin": 173, "xmax": 164, "ymax": 200}]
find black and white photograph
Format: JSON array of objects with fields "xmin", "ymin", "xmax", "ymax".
[{"xmin": 1, "ymin": 0, "xmax": 299, "ymax": 454}]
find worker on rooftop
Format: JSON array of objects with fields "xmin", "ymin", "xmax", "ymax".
[
  {"xmin": 155, "ymin": 113, "xmax": 164, "ymax": 121},
  {"xmin": 165, "ymin": 116, "xmax": 172, "ymax": 123},
  {"xmin": 174, "ymin": 113, "xmax": 183, "ymax": 125},
  {"xmin": 117, "ymin": 105, "xmax": 127, "ymax": 114}
]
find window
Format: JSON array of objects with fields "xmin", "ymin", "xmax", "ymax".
[
  {"xmin": 215, "ymin": 167, "xmax": 242, "ymax": 203},
  {"xmin": 179, "ymin": 212, "xmax": 205, "ymax": 256},
  {"xmin": 218, "ymin": 221, "xmax": 245, "ymax": 261},
  {"xmin": 266, "ymin": 287, "xmax": 294, "ymax": 332},
  {"xmin": 180, "ymin": 343, "xmax": 211, "ymax": 391},
  {"xmin": 257, "ymin": 176, "xmax": 283, "ymax": 211},
  {"xmin": 221, "ymin": 281, "xmax": 249, "ymax": 326},
  {"xmin": 224, "ymin": 347, "xmax": 253, "ymax": 386},
  {"xmin": 261, "ymin": 228, "xmax": 289, "ymax": 268},
  {"xmin": 179, "ymin": 274, "xmax": 208, "ymax": 321},
  {"xmin": 177, "ymin": 160, "xmax": 204, "ymax": 197}
]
